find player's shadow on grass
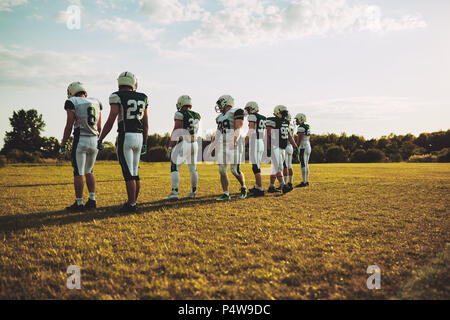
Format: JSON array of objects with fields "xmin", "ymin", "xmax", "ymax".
[
  {"xmin": 0, "ymin": 194, "xmax": 243, "ymax": 236},
  {"xmin": 0, "ymin": 180, "xmax": 124, "ymax": 189}
]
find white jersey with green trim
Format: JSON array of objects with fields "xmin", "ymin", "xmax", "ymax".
[{"xmin": 64, "ymin": 97, "xmax": 102, "ymax": 136}]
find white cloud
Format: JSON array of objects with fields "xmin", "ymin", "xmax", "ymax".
[
  {"xmin": 0, "ymin": 0, "xmax": 27, "ymax": 12},
  {"xmin": 139, "ymin": 0, "xmax": 207, "ymax": 24},
  {"xmin": 179, "ymin": 0, "xmax": 427, "ymax": 48},
  {"xmin": 93, "ymin": 17, "xmax": 163, "ymax": 48},
  {"xmin": 0, "ymin": 45, "xmax": 114, "ymax": 88}
]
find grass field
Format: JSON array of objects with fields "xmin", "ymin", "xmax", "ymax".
[{"xmin": 0, "ymin": 162, "xmax": 449, "ymax": 299}]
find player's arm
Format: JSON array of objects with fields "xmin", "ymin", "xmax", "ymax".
[
  {"xmin": 169, "ymin": 120, "xmax": 183, "ymax": 148},
  {"xmin": 61, "ymin": 110, "xmax": 75, "ymax": 147},
  {"xmin": 98, "ymin": 104, "xmax": 119, "ymax": 142},
  {"xmin": 245, "ymin": 121, "xmax": 256, "ymax": 146},
  {"xmin": 288, "ymin": 131, "xmax": 298, "ymax": 149},
  {"xmin": 143, "ymin": 108, "xmax": 149, "ymax": 144},
  {"xmin": 296, "ymin": 132, "xmax": 304, "ymax": 148},
  {"xmin": 266, "ymin": 126, "xmax": 272, "ymax": 156},
  {"xmin": 233, "ymin": 109, "xmax": 245, "ymax": 147},
  {"xmin": 97, "ymin": 111, "xmax": 102, "ymax": 135}
]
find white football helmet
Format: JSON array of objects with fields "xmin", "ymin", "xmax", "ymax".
[
  {"xmin": 215, "ymin": 95, "xmax": 234, "ymax": 113},
  {"xmin": 67, "ymin": 82, "xmax": 87, "ymax": 98},
  {"xmin": 118, "ymin": 71, "xmax": 138, "ymax": 91},
  {"xmin": 176, "ymin": 95, "xmax": 192, "ymax": 110},
  {"xmin": 244, "ymin": 101, "xmax": 259, "ymax": 115},
  {"xmin": 274, "ymin": 105, "xmax": 288, "ymax": 119},
  {"xmin": 295, "ymin": 113, "xmax": 307, "ymax": 125}
]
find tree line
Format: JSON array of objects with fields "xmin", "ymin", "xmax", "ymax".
[{"xmin": 1, "ymin": 109, "xmax": 449, "ymax": 166}]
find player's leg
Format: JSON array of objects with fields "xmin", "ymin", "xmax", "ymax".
[
  {"xmin": 67, "ymin": 134, "xmax": 86, "ymax": 211},
  {"xmin": 84, "ymin": 137, "xmax": 98, "ymax": 209},
  {"xmin": 217, "ymin": 163, "xmax": 231, "ymax": 201},
  {"xmin": 268, "ymin": 147, "xmax": 280, "ymax": 193},
  {"xmin": 231, "ymin": 140, "xmax": 247, "ymax": 199},
  {"xmin": 132, "ymin": 133, "xmax": 143, "ymax": 203},
  {"xmin": 117, "ymin": 133, "xmax": 137, "ymax": 211},
  {"xmin": 304, "ymin": 144, "xmax": 311, "ymax": 185},
  {"xmin": 186, "ymin": 141, "xmax": 198, "ymax": 198},
  {"xmin": 286, "ymin": 146, "xmax": 294, "ymax": 189},
  {"xmin": 296, "ymin": 148, "xmax": 308, "ymax": 187}
]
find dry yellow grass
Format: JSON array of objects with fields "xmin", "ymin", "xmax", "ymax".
[{"xmin": 0, "ymin": 162, "xmax": 449, "ymax": 299}]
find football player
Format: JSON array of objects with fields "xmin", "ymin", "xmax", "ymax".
[
  {"xmin": 283, "ymin": 112, "xmax": 295, "ymax": 191},
  {"xmin": 244, "ymin": 101, "xmax": 266, "ymax": 197},
  {"xmin": 213, "ymin": 95, "xmax": 247, "ymax": 201},
  {"xmin": 60, "ymin": 82, "xmax": 102, "ymax": 212},
  {"xmin": 98, "ymin": 72, "xmax": 149, "ymax": 213},
  {"xmin": 295, "ymin": 113, "xmax": 311, "ymax": 187},
  {"xmin": 266, "ymin": 105, "xmax": 298, "ymax": 194},
  {"xmin": 165, "ymin": 95, "xmax": 201, "ymax": 200}
]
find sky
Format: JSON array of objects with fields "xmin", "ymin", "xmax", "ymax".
[{"xmin": 0, "ymin": 0, "xmax": 449, "ymax": 147}]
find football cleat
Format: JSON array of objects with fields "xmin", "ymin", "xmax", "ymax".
[
  {"xmin": 186, "ymin": 192, "xmax": 196, "ymax": 199},
  {"xmin": 282, "ymin": 184, "xmax": 292, "ymax": 194},
  {"xmin": 267, "ymin": 186, "xmax": 279, "ymax": 193},
  {"xmin": 66, "ymin": 202, "xmax": 84, "ymax": 212},
  {"xmin": 119, "ymin": 203, "xmax": 137, "ymax": 213},
  {"xmin": 240, "ymin": 187, "xmax": 248, "ymax": 199},
  {"xmin": 164, "ymin": 191, "xmax": 179, "ymax": 200},
  {"xmin": 287, "ymin": 183, "xmax": 293, "ymax": 191},
  {"xmin": 84, "ymin": 199, "xmax": 96, "ymax": 210},
  {"xmin": 248, "ymin": 187, "xmax": 258, "ymax": 194},
  {"xmin": 216, "ymin": 193, "xmax": 231, "ymax": 201},
  {"xmin": 296, "ymin": 182, "xmax": 308, "ymax": 188}
]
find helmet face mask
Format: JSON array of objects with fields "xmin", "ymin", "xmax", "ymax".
[
  {"xmin": 67, "ymin": 82, "xmax": 87, "ymax": 99},
  {"xmin": 216, "ymin": 95, "xmax": 234, "ymax": 113},
  {"xmin": 118, "ymin": 71, "xmax": 138, "ymax": 91},
  {"xmin": 176, "ymin": 95, "xmax": 192, "ymax": 110}
]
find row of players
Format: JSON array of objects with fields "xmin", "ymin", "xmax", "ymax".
[{"xmin": 60, "ymin": 72, "xmax": 311, "ymax": 213}]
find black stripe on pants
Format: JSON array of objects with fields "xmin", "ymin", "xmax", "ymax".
[
  {"xmin": 117, "ymin": 133, "xmax": 133, "ymax": 181},
  {"xmin": 71, "ymin": 128, "xmax": 81, "ymax": 176}
]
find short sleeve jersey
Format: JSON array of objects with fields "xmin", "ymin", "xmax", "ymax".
[
  {"xmin": 248, "ymin": 113, "xmax": 266, "ymax": 140},
  {"xmin": 174, "ymin": 109, "xmax": 201, "ymax": 136},
  {"xmin": 297, "ymin": 123, "xmax": 311, "ymax": 148},
  {"xmin": 109, "ymin": 91, "xmax": 148, "ymax": 133},
  {"xmin": 64, "ymin": 96, "xmax": 102, "ymax": 136},
  {"xmin": 215, "ymin": 108, "xmax": 245, "ymax": 134},
  {"xmin": 266, "ymin": 116, "xmax": 290, "ymax": 149}
]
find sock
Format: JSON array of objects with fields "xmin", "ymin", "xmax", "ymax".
[
  {"xmin": 172, "ymin": 188, "xmax": 178, "ymax": 193},
  {"xmin": 192, "ymin": 187, "xmax": 197, "ymax": 194},
  {"xmin": 130, "ymin": 203, "xmax": 137, "ymax": 207},
  {"xmin": 289, "ymin": 175, "xmax": 293, "ymax": 184},
  {"xmin": 190, "ymin": 171, "xmax": 198, "ymax": 194},
  {"xmin": 257, "ymin": 186, "xmax": 264, "ymax": 191},
  {"xmin": 89, "ymin": 193, "xmax": 95, "ymax": 201},
  {"xmin": 171, "ymin": 171, "xmax": 180, "ymax": 191},
  {"xmin": 76, "ymin": 198, "xmax": 83, "ymax": 206},
  {"xmin": 224, "ymin": 190, "xmax": 229, "ymax": 196},
  {"xmin": 242, "ymin": 185, "xmax": 247, "ymax": 190}
]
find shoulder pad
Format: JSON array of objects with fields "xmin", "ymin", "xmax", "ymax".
[
  {"xmin": 174, "ymin": 111, "xmax": 184, "ymax": 121},
  {"xmin": 64, "ymin": 99, "xmax": 75, "ymax": 110},
  {"xmin": 109, "ymin": 93, "xmax": 121, "ymax": 105},
  {"xmin": 248, "ymin": 114, "xmax": 257, "ymax": 123}
]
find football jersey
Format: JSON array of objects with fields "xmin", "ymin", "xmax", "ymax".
[
  {"xmin": 174, "ymin": 110, "xmax": 201, "ymax": 136},
  {"xmin": 109, "ymin": 91, "xmax": 148, "ymax": 133},
  {"xmin": 216, "ymin": 108, "xmax": 245, "ymax": 134},
  {"xmin": 266, "ymin": 116, "xmax": 290, "ymax": 149},
  {"xmin": 64, "ymin": 96, "xmax": 102, "ymax": 136},
  {"xmin": 297, "ymin": 123, "xmax": 311, "ymax": 148},
  {"xmin": 248, "ymin": 113, "xmax": 266, "ymax": 140}
]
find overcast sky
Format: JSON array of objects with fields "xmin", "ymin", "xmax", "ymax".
[{"xmin": 0, "ymin": 0, "xmax": 449, "ymax": 147}]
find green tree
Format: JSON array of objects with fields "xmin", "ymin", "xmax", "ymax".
[
  {"xmin": 326, "ymin": 145, "xmax": 348, "ymax": 163},
  {"xmin": 2, "ymin": 109, "xmax": 45, "ymax": 154}
]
